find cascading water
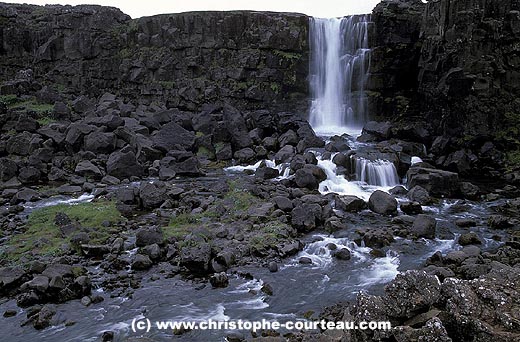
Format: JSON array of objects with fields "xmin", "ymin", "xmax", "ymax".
[
  {"xmin": 309, "ymin": 16, "xmax": 371, "ymax": 136},
  {"xmin": 353, "ymin": 157, "xmax": 400, "ymax": 187}
]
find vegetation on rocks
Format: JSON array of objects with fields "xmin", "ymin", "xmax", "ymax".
[{"xmin": 2, "ymin": 201, "xmax": 124, "ymax": 264}]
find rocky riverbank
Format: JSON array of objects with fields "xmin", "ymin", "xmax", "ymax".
[{"xmin": 0, "ymin": 1, "xmax": 519, "ymax": 342}]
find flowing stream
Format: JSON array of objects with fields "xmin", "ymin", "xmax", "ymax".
[{"xmin": 0, "ymin": 14, "xmax": 507, "ymax": 342}]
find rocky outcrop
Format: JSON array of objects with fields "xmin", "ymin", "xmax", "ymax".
[
  {"xmin": 0, "ymin": 4, "xmax": 309, "ymax": 113},
  {"xmin": 371, "ymin": 0, "xmax": 520, "ymax": 173}
]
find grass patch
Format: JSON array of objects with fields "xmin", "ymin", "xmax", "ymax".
[
  {"xmin": 2, "ymin": 200, "xmax": 124, "ymax": 263},
  {"xmin": 10, "ymin": 99, "xmax": 53, "ymax": 114},
  {"xmin": 0, "ymin": 94, "xmax": 20, "ymax": 107},
  {"xmin": 250, "ymin": 222, "xmax": 290, "ymax": 252},
  {"xmin": 164, "ymin": 211, "xmax": 218, "ymax": 240},
  {"xmin": 37, "ymin": 116, "xmax": 56, "ymax": 126},
  {"xmin": 158, "ymin": 81, "xmax": 175, "ymax": 89},
  {"xmin": 273, "ymin": 50, "xmax": 302, "ymax": 61}
]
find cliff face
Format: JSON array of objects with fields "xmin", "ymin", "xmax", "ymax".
[
  {"xmin": 0, "ymin": 4, "xmax": 309, "ymax": 112},
  {"xmin": 372, "ymin": 0, "xmax": 520, "ymax": 143}
]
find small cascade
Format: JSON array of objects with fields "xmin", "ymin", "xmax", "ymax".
[
  {"xmin": 352, "ymin": 157, "xmax": 400, "ymax": 187},
  {"xmin": 309, "ymin": 15, "xmax": 371, "ymax": 135}
]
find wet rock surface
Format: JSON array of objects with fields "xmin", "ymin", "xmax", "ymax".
[{"xmin": 0, "ymin": 1, "xmax": 519, "ymax": 342}]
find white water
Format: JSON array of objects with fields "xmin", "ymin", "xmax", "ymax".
[
  {"xmin": 309, "ymin": 16, "xmax": 371, "ymax": 135},
  {"xmin": 284, "ymin": 234, "xmax": 400, "ymax": 286},
  {"xmin": 352, "ymin": 157, "xmax": 400, "ymax": 187}
]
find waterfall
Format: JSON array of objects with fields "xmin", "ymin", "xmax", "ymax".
[
  {"xmin": 352, "ymin": 157, "xmax": 400, "ymax": 187},
  {"xmin": 309, "ymin": 16, "xmax": 371, "ymax": 136}
]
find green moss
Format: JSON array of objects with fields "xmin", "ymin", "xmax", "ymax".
[
  {"xmin": 249, "ymin": 222, "xmax": 289, "ymax": 251},
  {"xmin": 10, "ymin": 100, "xmax": 53, "ymax": 114},
  {"xmin": 158, "ymin": 81, "xmax": 175, "ymax": 89},
  {"xmin": 164, "ymin": 211, "xmax": 217, "ymax": 240},
  {"xmin": 0, "ymin": 95, "xmax": 20, "ymax": 107},
  {"xmin": 197, "ymin": 146, "xmax": 215, "ymax": 159},
  {"xmin": 37, "ymin": 116, "xmax": 56, "ymax": 126},
  {"xmin": 224, "ymin": 183, "xmax": 258, "ymax": 212},
  {"xmin": 270, "ymin": 82, "xmax": 280, "ymax": 94},
  {"xmin": 273, "ymin": 50, "xmax": 302, "ymax": 61},
  {"xmin": 3, "ymin": 201, "xmax": 124, "ymax": 263}
]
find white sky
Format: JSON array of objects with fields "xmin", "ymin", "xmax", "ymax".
[{"xmin": 4, "ymin": 0, "xmax": 381, "ymax": 18}]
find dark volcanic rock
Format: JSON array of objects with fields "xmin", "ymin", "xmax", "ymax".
[
  {"xmin": 368, "ymin": 190, "xmax": 398, "ymax": 215},
  {"xmin": 411, "ymin": 214, "xmax": 437, "ymax": 239},
  {"xmin": 152, "ymin": 122, "xmax": 196, "ymax": 153},
  {"xmin": 106, "ymin": 150, "xmax": 144, "ymax": 180},
  {"xmin": 406, "ymin": 167, "xmax": 459, "ymax": 198}
]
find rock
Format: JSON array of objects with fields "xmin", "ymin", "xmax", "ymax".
[
  {"xmin": 335, "ymin": 195, "xmax": 366, "ymax": 212},
  {"xmin": 407, "ymin": 185, "xmax": 432, "ymax": 205},
  {"xmin": 135, "ymin": 227, "xmax": 164, "ymax": 247},
  {"xmin": 460, "ymin": 182, "xmax": 480, "ymax": 200},
  {"xmin": 400, "ymin": 201, "xmax": 423, "ymax": 215},
  {"xmin": 458, "ymin": 232, "xmax": 482, "ymax": 246},
  {"xmin": 74, "ymin": 160, "xmax": 103, "ymax": 178},
  {"xmin": 298, "ymin": 257, "xmax": 312, "ymax": 264},
  {"xmin": 261, "ymin": 283, "xmax": 274, "ymax": 296},
  {"xmin": 234, "ymin": 148, "xmax": 255, "ymax": 163},
  {"xmin": 139, "ymin": 181, "xmax": 167, "ymax": 209},
  {"xmin": 411, "ymin": 214, "xmax": 437, "ymax": 239},
  {"xmin": 255, "ymin": 166, "xmax": 279, "ymax": 180},
  {"xmin": 22, "ymin": 275, "xmax": 49, "ymax": 293},
  {"xmin": 223, "ymin": 105, "xmax": 252, "ymax": 148},
  {"xmin": 209, "ymin": 272, "xmax": 229, "ymax": 288},
  {"xmin": 455, "ymin": 218, "xmax": 477, "ymax": 227},
  {"xmin": 32, "ymin": 304, "xmax": 57, "ymax": 330},
  {"xmin": 332, "ymin": 248, "xmax": 351, "ymax": 260},
  {"xmin": 0, "ymin": 158, "xmax": 18, "ymax": 181},
  {"xmin": 384, "ymin": 270, "xmax": 441, "ymax": 318},
  {"xmin": 488, "ymin": 215, "xmax": 511, "ymax": 229},
  {"xmin": 294, "ymin": 165, "xmax": 326, "ymax": 190},
  {"xmin": 81, "ymin": 244, "xmax": 110, "ymax": 258},
  {"xmin": 106, "ymin": 150, "xmax": 144, "ymax": 179},
  {"xmin": 272, "ymin": 196, "xmax": 293, "ymax": 211},
  {"xmin": 362, "ymin": 121, "xmax": 393, "ymax": 140},
  {"xmin": 83, "ymin": 131, "xmax": 116, "ymax": 154},
  {"xmin": 268, "ymin": 261, "xmax": 278, "ymax": 272},
  {"xmin": 291, "ymin": 203, "xmax": 322, "ymax": 232},
  {"xmin": 389, "ymin": 185, "xmax": 408, "ymax": 196},
  {"xmin": 274, "ymin": 145, "xmax": 295, "ymax": 163},
  {"xmin": 180, "ymin": 241, "xmax": 212, "ymax": 274},
  {"xmin": 406, "ymin": 167, "xmax": 459, "ymax": 197},
  {"xmin": 12, "ymin": 188, "xmax": 40, "ymax": 203},
  {"xmin": 132, "ymin": 254, "xmax": 153, "ymax": 270},
  {"xmin": 142, "ymin": 243, "xmax": 161, "ymax": 260},
  {"xmin": 18, "ymin": 166, "xmax": 41, "ymax": 184},
  {"xmin": 152, "ymin": 122, "xmax": 196, "ymax": 152},
  {"xmin": 368, "ymin": 190, "xmax": 398, "ymax": 215}
]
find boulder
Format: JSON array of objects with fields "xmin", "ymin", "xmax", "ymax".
[
  {"xmin": 106, "ymin": 150, "xmax": 144, "ymax": 180},
  {"xmin": 362, "ymin": 121, "xmax": 392, "ymax": 140},
  {"xmin": 209, "ymin": 272, "xmax": 229, "ymax": 288},
  {"xmin": 400, "ymin": 201, "xmax": 423, "ymax": 215},
  {"xmin": 291, "ymin": 203, "xmax": 322, "ymax": 232},
  {"xmin": 135, "ymin": 227, "xmax": 164, "ymax": 247},
  {"xmin": 294, "ymin": 165, "xmax": 326, "ymax": 190},
  {"xmin": 152, "ymin": 122, "xmax": 196, "ymax": 152},
  {"xmin": 368, "ymin": 190, "xmax": 398, "ymax": 215},
  {"xmin": 411, "ymin": 214, "xmax": 437, "ymax": 239},
  {"xmin": 132, "ymin": 254, "xmax": 153, "ymax": 270},
  {"xmin": 406, "ymin": 166, "xmax": 459, "ymax": 197},
  {"xmin": 180, "ymin": 241, "xmax": 212, "ymax": 273},
  {"xmin": 407, "ymin": 185, "xmax": 432, "ymax": 205},
  {"xmin": 83, "ymin": 131, "xmax": 116, "ymax": 154},
  {"xmin": 75, "ymin": 160, "xmax": 103, "ymax": 178},
  {"xmin": 335, "ymin": 195, "xmax": 366, "ymax": 212},
  {"xmin": 139, "ymin": 182, "xmax": 167, "ymax": 209}
]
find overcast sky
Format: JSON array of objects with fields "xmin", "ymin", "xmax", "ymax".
[{"xmin": 4, "ymin": 0, "xmax": 382, "ymax": 18}]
